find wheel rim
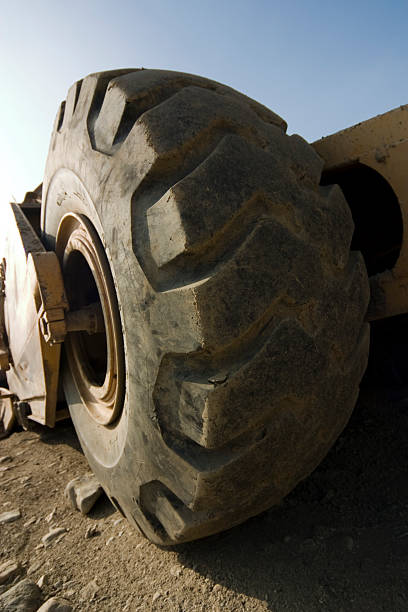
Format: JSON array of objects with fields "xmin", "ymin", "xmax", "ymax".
[{"xmin": 55, "ymin": 213, "xmax": 125, "ymax": 425}]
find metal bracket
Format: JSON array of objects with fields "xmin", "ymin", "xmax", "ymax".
[{"xmin": 28, "ymin": 251, "xmax": 69, "ymax": 346}]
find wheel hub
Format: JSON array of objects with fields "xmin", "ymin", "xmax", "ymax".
[{"xmin": 55, "ymin": 213, "xmax": 124, "ymax": 425}]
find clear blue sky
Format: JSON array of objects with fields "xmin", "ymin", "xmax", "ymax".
[{"xmin": 1, "ymin": 0, "xmax": 407, "ymax": 204}]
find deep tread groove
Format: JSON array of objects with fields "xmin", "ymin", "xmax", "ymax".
[
  {"xmin": 110, "ymin": 80, "xmax": 205, "ymax": 150},
  {"xmin": 92, "ymin": 71, "xmax": 286, "ymax": 155},
  {"xmin": 128, "ymin": 97, "xmax": 352, "ymax": 293},
  {"xmin": 72, "ymin": 79, "xmax": 83, "ymax": 114},
  {"xmin": 86, "ymin": 69, "xmax": 139, "ymax": 149},
  {"xmin": 131, "ymin": 135, "xmax": 309, "ymax": 293},
  {"xmin": 56, "ymin": 101, "xmax": 65, "ymax": 133}
]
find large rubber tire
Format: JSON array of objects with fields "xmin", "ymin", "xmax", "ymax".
[{"xmin": 42, "ymin": 69, "xmax": 370, "ymax": 545}]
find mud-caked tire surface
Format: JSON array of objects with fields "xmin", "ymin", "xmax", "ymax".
[{"xmin": 41, "ymin": 69, "xmax": 370, "ymax": 545}]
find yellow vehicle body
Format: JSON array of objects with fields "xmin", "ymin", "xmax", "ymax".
[{"xmin": 313, "ymin": 105, "xmax": 408, "ymax": 321}]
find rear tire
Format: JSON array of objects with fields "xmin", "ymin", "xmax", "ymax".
[{"xmin": 42, "ymin": 69, "xmax": 370, "ymax": 544}]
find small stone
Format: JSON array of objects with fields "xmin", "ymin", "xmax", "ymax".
[
  {"xmin": 0, "ymin": 509, "xmax": 21, "ymax": 524},
  {"xmin": 64, "ymin": 473, "xmax": 103, "ymax": 514},
  {"xmin": 20, "ymin": 476, "xmax": 30, "ymax": 484},
  {"xmin": 0, "ymin": 456, "xmax": 12, "ymax": 463},
  {"xmin": 45, "ymin": 508, "xmax": 57, "ymax": 523},
  {"xmin": 0, "ymin": 559, "xmax": 20, "ymax": 584},
  {"xmin": 42, "ymin": 527, "xmax": 67, "ymax": 547},
  {"xmin": 213, "ymin": 584, "xmax": 222, "ymax": 593},
  {"xmin": 113, "ymin": 518, "xmax": 123, "ymax": 526},
  {"xmin": 170, "ymin": 565, "xmax": 182, "ymax": 577},
  {"xmin": 79, "ymin": 579, "xmax": 99, "ymax": 602},
  {"xmin": 24, "ymin": 517, "xmax": 37, "ymax": 528},
  {"xmin": 152, "ymin": 591, "xmax": 161, "ymax": 603},
  {"xmin": 37, "ymin": 597, "xmax": 73, "ymax": 612},
  {"xmin": 106, "ymin": 536, "xmax": 114, "ymax": 546},
  {"xmin": 64, "ymin": 589, "xmax": 75, "ymax": 598},
  {"xmin": 0, "ymin": 578, "xmax": 43, "ymax": 611},
  {"xmin": 37, "ymin": 574, "xmax": 47, "ymax": 588},
  {"xmin": 84, "ymin": 524, "xmax": 99, "ymax": 539}
]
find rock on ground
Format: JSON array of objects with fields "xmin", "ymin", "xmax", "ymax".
[
  {"xmin": 0, "ymin": 560, "xmax": 20, "ymax": 585},
  {"xmin": 42, "ymin": 527, "xmax": 67, "ymax": 548},
  {"xmin": 0, "ymin": 509, "xmax": 21, "ymax": 525},
  {"xmin": 0, "ymin": 578, "xmax": 43, "ymax": 611},
  {"xmin": 84, "ymin": 524, "xmax": 99, "ymax": 539},
  {"xmin": 37, "ymin": 575, "xmax": 47, "ymax": 589},
  {"xmin": 64, "ymin": 473, "xmax": 102, "ymax": 514},
  {"xmin": 37, "ymin": 597, "xmax": 73, "ymax": 611}
]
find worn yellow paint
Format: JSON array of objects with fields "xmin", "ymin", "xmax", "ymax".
[{"xmin": 0, "ymin": 203, "xmax": 67, "ymax": 427}]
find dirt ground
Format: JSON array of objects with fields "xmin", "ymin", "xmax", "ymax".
[{"xmin": 1, "ymin": 328, "xmax": 408, "ymax": 611}]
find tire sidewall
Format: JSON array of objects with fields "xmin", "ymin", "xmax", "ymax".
[{"xmin": 43, "ymin": 168, "xmax": 154, "ymax": 474}]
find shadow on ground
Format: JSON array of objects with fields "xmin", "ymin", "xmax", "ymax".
[
  {"xmin": 38, "ymin": 419, "xmax": 83, "ymax": 453},
  {"xmin": 175, "ymin": 378, "xmax": 408, "ymax": 611},
  {"xmin": 38, "ymin": 420, "xmax": 117, "ymax": 519}
]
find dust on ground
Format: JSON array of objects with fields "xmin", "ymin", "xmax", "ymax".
[{"xmin": 1, "ymin": 345, "xmax": 408, "ymax": 610}]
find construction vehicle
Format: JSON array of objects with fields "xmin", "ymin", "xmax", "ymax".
[{"xmin": 0, "ymin": 69, "xmax": 406, "ymax": 545}]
